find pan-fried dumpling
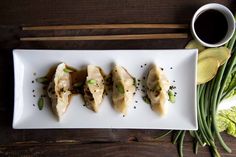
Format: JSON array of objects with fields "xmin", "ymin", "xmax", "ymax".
[
  {"xmin": 83, "ymin": 65, "xmax": 105, "ymax": 112},
  {"xmin": 146, "ymin": 65, "xmax": 170, "ymax": 116},
  {"xmin": 112, "ymin": 65, "xmax": 136, "ymax": 115},
  {"xmin": 47, "ymin": 63, "xmax": 72, "ymax": 120}
]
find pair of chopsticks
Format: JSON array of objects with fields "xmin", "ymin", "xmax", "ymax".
[{"xmin": 20, "ymin": 24, "xmax": 188, "ymax": 41}]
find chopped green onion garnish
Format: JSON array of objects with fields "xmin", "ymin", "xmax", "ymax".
[
  {"xmin": 63, "ymin": 68, "xmax": 74, "ymax": 73},
  {"xmin": 74, "ymin": 82, "xmax": 83, "ymax": 87},
  {"xmin": 168, "ymin": 90, "xmax": 176, "ymax": 103},
  {"xmin": 36, "ymin": 77, "xmax": 49, "ymax": 84},
  {"xmin": 38, "ymin": 97, "xmax": 44, "ymax": 110},
  {"xmin": 87, "ymin": 79, "xmax": 96, "ymax": 85},
  {"xmin": 133, "ymin": 77, "xmax": 137, "ymax": 86},
  {"xmin": 156, "ymin": 85, "xmax": 162, "ymax": 91},
  {"xmin": 117, "ymin": 83, "xmax": 125, "ymax": 94}
]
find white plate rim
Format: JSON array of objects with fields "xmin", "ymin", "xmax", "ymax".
[{"xmin": 12, "ymin": 49, "xmax": 198, "ymax": 130}]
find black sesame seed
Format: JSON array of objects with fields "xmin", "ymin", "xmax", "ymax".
[
  {"xmin": 173, "ymin": 80, "xmax": 176, "ymax": 82},
  {"xmin": 32, "ymin": 90, "xmax": 35, "ymax": 92},
  {"xmin": 138, "ymin": 79, "xmax": 141, "ymax": 82},
  {"xmin": 32, "ymin": 80, "xmax": 34, "ymax": 83},
  {"xmin": 126, "ymin": 90, "xmax": 129, "ymax": 92},
  {"xmin": 137, "ymin": 83, "xmax": 140, "ymax": 86},
  {"xmin": 170, "ymin": 67, "xmax": 173, "ymax": 69},
  {"xmin": 33, "ymin": 95, "xmax": 36, "ymax": 97},
  {"xmin": 123, "ymin": 115, "xmax": 125, "ymax": 117},
  {"xmin": 144, "ymin": 64, "xmax": 147, "ymax": 66},
  {"xmin": 141, "ymin": 65, "xmax": 143, "ymax": 68},
  {"xmin": 135, "ymin": 101, "xmax": 138, "ymax": 103},
  {"xmin": 33, "ymin": 104, "xmax": 35, "ymax": 106},
  {"xmin": 133, "ymin": 92, "xmax": 136, "ymax": 95},
  {"xmin": 134, "ymin": 106, "xmax": 136, "ymax": 109},
  {"xmin": 161, "ymin": 68, "xmax": 164, "ymax": 71},
  {"xmin": 33, "ymin": 73, "xmax": 36, "ymax": 76},
  {"xmin": 83, "ymin": 104, "xmax": 86, "ymax": 106},
  {"xmin": 143, "ymin": 77, "xmax": 146, "ymax": 80}
]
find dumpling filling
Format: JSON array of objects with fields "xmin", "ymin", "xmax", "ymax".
[
  {"xmin": 112, "ymin": 65, "xmax": 136, "ymax": 115},
  {"xmin": 47, "ymin": 63, "xmax": 72, "ymax": 120},
  {"xmin": 146, "ymin": 65, "xmax": 170, "ymax": 116},
  {"xmin": 83, "ymin": 65, "xmax": 105, "ymax": 112}
]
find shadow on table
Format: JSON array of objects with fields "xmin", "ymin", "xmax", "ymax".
[{"xmin": 0, "ymin": 26, "xmax": 20, "ymax": 127}]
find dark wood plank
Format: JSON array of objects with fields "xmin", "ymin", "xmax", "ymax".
[
  {"xmin": 1, "ymin": 140, "xmax": 236, "ymax": 157},
  {"xmin": 0, "ymin": 0, "xmax": 234, "ymax": 25},
  {"xmin": 0, "ymin": 142, "xmax": 193, "ymax": 157}
]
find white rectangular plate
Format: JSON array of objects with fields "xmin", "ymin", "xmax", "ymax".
[{"xmin": 13, "ymin": 49, "xmax": 197, "ymax": 130}]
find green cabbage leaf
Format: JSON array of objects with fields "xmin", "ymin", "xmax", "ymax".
[{"xmin": 217, "ymin": 106, "xmax": 236, "ymax": 137}]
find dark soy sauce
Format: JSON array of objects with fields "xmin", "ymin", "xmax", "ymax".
[
  {"xmin": 70, "ymin": 69, "xmax": 87, "ymax": 94},
  {"xmin": 194, "ymin": 9, "xmax": 228, "ymax": 44}
]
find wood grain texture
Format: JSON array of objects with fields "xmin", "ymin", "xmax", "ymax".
[
  {"xmin": 0, "ymin": 0, "xmax": 235, "ymax": 26},
  {"xmin": 20, "ymin": 33, "xmax": 188, "ymax": 41},
  {"xmin": 0, "ymin": 0, "xmax": 236, "ymax": 157}
]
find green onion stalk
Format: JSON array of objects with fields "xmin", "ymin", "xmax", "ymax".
[{"xmin": 171, "ymin": 14, "xmax": 236, "ymax": 157}]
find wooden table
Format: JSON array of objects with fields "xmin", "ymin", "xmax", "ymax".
[{"xmin": 0, "ymin": 0, "xmax": 236, "ymax": 156}]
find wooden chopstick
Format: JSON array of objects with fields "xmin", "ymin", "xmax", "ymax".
[
  {"xmin": 21, "ymin": 24, "xmax": 188, "ymax": 41},
  {"xmin": 20, "ymin": 33, "xmax": 188, "ymax": 41},
  {"xmin": 22, "ymin": 24, "xmax": 188, "ymax": 31}
]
